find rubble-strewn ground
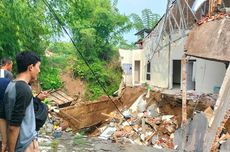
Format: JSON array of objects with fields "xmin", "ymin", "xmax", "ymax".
[
  {"xmin": 39, "ymin": 132, "xmax": 174, "ymax": 152},
  {"xmin": 35, "ymin": 72, "xmax": 230, "ymax": 151}
]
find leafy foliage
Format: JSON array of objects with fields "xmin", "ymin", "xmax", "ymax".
[
  {"xmin": 0, "ymin": 0, "xmax": 54, "ymax": 57},
  {"xmin": 0, "ymin": 0, "xmax": 130, "ymax": 99},
  {"xmin": 60, "ymin": 0, "xmax": 129, "ymax": 99},
  {"xmin": 50, "ymin": 139, "xmax": 60, "ymax": 152},
  {"xmin": 130, "ymin": 13, "xmax": 144, "ymax": 31},
  {"xmin": 142, "ymin": 9, "xmax": 160, "ymax": 29},
  {"xmin": 73, "ymin": 52, "xmax": 122, "ymax": 100},
  {"xmin": 47, "ymin": 42, "xmax": 75, "ymax": 55},
  {"xmin": 39, "ymin": 42, "xmax": 77, "ymax": 90},
  {"xmin": 130, "ymin": 8, "xmax": 161, "ymax": 36},
  {"xmin": 61, "ymin": 0, "xmax": 132, "ymax": 61},
  {"xmin": 39, "ymin": 59, "xmax": 62, "ymax": 90},
  {"xmin": 119, "ymin": 40, "xmax": 137, "ymax": 50},
  {"xmin": 73, "ymin": 132, "xmax": 88, "ymax": 145},
  {"xmin": 0, "ymin": 0, "xmax": 61, "ymax": 90}
]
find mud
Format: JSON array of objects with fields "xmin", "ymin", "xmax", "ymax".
[{"xmin": 61, "ymin": 72, "xmax": 86, "ymax": 98}]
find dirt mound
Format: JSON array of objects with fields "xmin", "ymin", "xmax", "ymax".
[
  {"xmin": 60, "ymin": 72, "xmax": 85, "ymax": 98},
  {"xmin": 120, "ymin": 86, "xmax": 146, "ymax": 107}
]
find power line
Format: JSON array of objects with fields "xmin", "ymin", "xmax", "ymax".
[{"xmin": 41, "ymin": 0, "xmax": 140, "ymax": 135}]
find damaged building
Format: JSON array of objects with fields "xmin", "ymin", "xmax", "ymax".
[
  {"xmin": 116, "ymin": 0, "xmax": 230, "ymax": 151},
  {"xmin": 120, "ymin": 0, "xmax": 230, "ymax": 94},
  {"xmin": 39, "ymin": 0, "xmax": 230, "ymax": 152}
]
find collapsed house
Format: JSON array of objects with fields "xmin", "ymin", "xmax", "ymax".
[
  {"xmin": 120, "ymin": 0, "xmax": 230, "ymax": 94},
  {"xmin": 37, "ymin": 0, "xmax": 230, "ymax": 152},
  {"xmin": 117, "ymin": 0, "xmax": 230, "ymax": 151}
]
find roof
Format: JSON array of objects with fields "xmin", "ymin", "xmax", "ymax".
[
  {"xmin": 134, "ymin": 28, "xmax": 152, "ymax": 36},
  {"xmin": 134, "ymin": 39, "xmax": 143, "ymax": 44}
]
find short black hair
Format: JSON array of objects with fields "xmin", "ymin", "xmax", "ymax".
[
  {"xmin": 0, "ymin": 57, "xmax": 12, "ymax": 67},
  {"xmin": 16, "ymin": 51, "xmax": 41, "ymax": 73}
]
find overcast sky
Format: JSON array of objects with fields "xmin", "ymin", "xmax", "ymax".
[{"xmin": 117, "ymin": 0, "xmax": 168, "ymax": 43}]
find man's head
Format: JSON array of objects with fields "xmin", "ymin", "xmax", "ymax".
[
  {"xmin": 0, "ymin": 58, "xmax": 13, "ymax": 72},
  {"xmin": 16, "ymin": 51, "xmax": 41, "ymax": 82}
]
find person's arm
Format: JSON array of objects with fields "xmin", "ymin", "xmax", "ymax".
[
  {"xmin": 36, "ymin": 91, "xmax": 49, "ymax": 101},
  {"xmin": 8, "ymin": 126, "xmax": 20, "ymax": 152},
  {"xmin": 0, "ymin": 119, "xmax": 7, "ymax": 152}
]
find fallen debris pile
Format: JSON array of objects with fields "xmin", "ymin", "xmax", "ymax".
[
  {"xmin": 96, "ymin": 109, "xmax": 178, "ymax": 149},
  {"xmin": 85, "ymin": 89, "xmax": 220, "ymax": 150},
  {"xmin": 40, "ymin": 86, "xmax": 230, "ymax": 151}
]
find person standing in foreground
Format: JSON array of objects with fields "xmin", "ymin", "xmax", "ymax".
[
  {"xmin": 3, "ymin": 51, "xmax": 41, "ymax": 152},
  {"xmin": 0, "ymin": 58, "xmax": 13, "ymax": 152},
  {"xmin": 0, "ymin": 77, "xmax": 10, "ymax": 152}
]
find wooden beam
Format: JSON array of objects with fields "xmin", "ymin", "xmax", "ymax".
[
  {"xmin": 182, "ymin": 54, "xmax": 187, "ymax": 125},
  {"xmin": 181, "ymin": 54, "xmax": 188, "ymax": 151}
]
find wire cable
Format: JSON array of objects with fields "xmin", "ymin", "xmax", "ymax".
[{"xmin": 41, "ymin": 0, "xmax": 140, "ymax": 135}]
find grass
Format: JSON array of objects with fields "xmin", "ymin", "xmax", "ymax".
[{"xmin": 73, "ymin": 132, "xmax": 88, "ymax": 146}]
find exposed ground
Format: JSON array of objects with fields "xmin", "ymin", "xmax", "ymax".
[
  {"xmin": 60, "ymin": 72, "xmax": 86, "ymax": 98},
  {"xmin": 39, "ymin": 132, "xmax": 174, "ymax": 152}
]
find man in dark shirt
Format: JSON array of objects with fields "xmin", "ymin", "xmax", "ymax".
[
  {"xmin": 1, "ymin": 51, "xmax": 41, "ymax": 152},
  {"xmin": 0, "ymin": 57, "xmax": 13, "ymax": 151},
  {"xmin": 0, "ymin": 78, "xmax": 10, "ymax": 151}
]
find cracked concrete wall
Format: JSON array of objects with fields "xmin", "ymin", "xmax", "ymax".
[
  {"xmin": 143, "ymin": 32, "xmax": 226, "ymax": 93},
  {"xmin": 195, "ymin": 59, "xmax": 226, "ymax": 93}
]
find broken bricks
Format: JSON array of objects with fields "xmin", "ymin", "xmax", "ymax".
[
  {"xmin": 95, "ymin": 97, "xmax": 179, "ymax": 150},
  {"xmin": 40, "ymin": 86, "xmax": 230, "ymax": 151}
]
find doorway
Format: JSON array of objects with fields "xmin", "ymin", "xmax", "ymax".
[
  {"xmin": 172, "ymin": 60, "xmax": 196, "ymax": 90},
  {"xmin": 173, "ymin": 60, "xmax": 181, "ymax": 89},
  {"xmin": 186, "ymin": 60, "xmax": 196, "ymax": 90},
  {"xmin": 134, "ymin": 61, "xmax": 140, "ymax": 84}
]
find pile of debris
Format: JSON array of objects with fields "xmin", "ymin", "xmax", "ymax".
[
  {"xmin": 38, "ymin": 87, "xmax": 145, "ymax": 136},
  {"xmin": 38, "ymin": 86, "xmax": 230, "ymax": 151},
  {"xmin": 85, "ymin": 89, "xmax": 219, "ymax": 150},
  {"xmin": 95, "ymin": 107, "xmax": 178, "ymax": 149}
]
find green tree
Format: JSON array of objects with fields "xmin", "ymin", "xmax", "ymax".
[
  {"xmin": 60, "ymin": 0, "xmax": 131, "ymax": 62},
  {"xmin": 58, "ymin": 0, "xmax": 131, "ymax": 99},
  {"xmin": 0, "ymin": 0, "xmax": 62, "ymax": 90},
  {"xmin": 0, "ymin": 0, "xmax": 130, "ymax": 98},
  {"xmin": 130, "ymin": 8, "xmax": 161, "ymax": 31},
  {"xmin": 0, "ymin": 0, "xmax": 54, "ymax": 57}
]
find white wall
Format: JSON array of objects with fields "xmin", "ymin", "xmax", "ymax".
[
  {"xmin": 119, "ymin": 49, "xmax": 133, "ymax": 86},
  {"xmin": 195, "ymin": 59, "xmax": 226, "ymax": 93},
  {"xmin": 119, "ymin": 49, "xmax": 132, "ymax": 63},
  {"xmin": 143, "ymin": 33, "xmax": 226, "ymax": 93},
  {"xmin": 169, "ymin": 37, "xmax": 187, "ymax": 89},
  {"xmin": 119, "ymin": 49, "xmax": 144, "ymax": 86},
  {"xmin": 145, "ymin": 35, "xmax": 186, "ymax": 89},
  {"xmin": 150, "ymin": 47, "xmax": 169, "ymax": 88},
  {"xmin": 132, "ymin": 49, "xmax": 144, "ymax": 85}
]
